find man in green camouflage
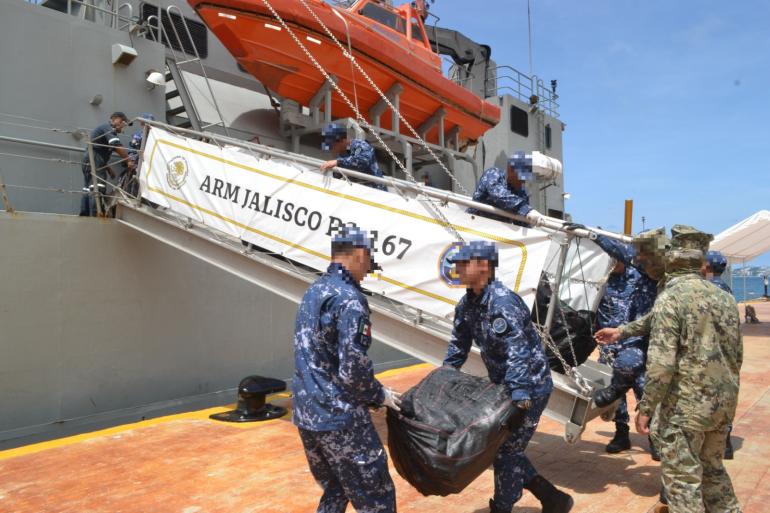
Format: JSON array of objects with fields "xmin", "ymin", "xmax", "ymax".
[{"xmin": 634, "ymin": 226, "xmax": 742, "ymax": 513}]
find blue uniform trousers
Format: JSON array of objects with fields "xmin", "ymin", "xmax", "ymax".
[
  {"xmin": 493, "ymin": 395, "xmax": 549, "ymax": 509},
  {"xmin": 298, "ymin": 419, "xmax": 396, "ymax": 513},
  {"xmin": 599, "ymin": 344, "xmax": 646, "ymax": 426}
]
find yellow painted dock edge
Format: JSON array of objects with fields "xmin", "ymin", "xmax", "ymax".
[{"xmin": 0, "ymin": 363, "xmax": 432, "ymax": 462}]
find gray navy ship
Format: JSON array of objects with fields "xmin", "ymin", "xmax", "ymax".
[{"xmin": 0, "ymin": 0, "xmax": 579, "ymax": 450}]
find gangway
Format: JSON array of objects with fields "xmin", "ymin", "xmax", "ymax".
[{"xmin": 113, "ymin": 120, "xmax": 626, "ymax": 443}]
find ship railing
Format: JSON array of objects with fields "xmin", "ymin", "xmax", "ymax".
[
  {"xmin": 441, "ymin": 57, "xmax": 476, "ymax": 88},
  {"xmin": 486, "ymin": 65, "xmax": 560, "ymax": 119},
  {"xmin": 44, "ymin": 0, "xmax": 138, "ymax": 32}
]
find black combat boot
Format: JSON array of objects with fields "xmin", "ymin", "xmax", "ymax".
[
  {"xmin": 606, "ymin": 423, "xmax": 631, "ymax": 453},
  {"xmin": 593, "ymin": 385, "xmax": 623, "ymax": 407},
  {"xmin": 724, "ymin": 435, "xmax": 734, "ymax": 459},
  {"xmin": 649, "ymin": 436, "xmax": 660, "ymax": 461},
  {"xmin": 488, "ymin": 498, "xmax": 509, "ymax": 513},
  {"xmin": 524, "ymin": 475, "xmax": 574, "ymax": 513}
]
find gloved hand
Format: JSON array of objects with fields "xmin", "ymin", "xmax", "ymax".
[
  {"xmin": 562, "ymin": 222, "xmax": 586, "ymax": 231},
  {"xmin": 514, "ymin": 399, "xmax": 532, "ymax": 410},
  {"xmin": 382, "ymin": 388, "xmax": 402, "ymax": 412},
  {"xmin": 525, "ymin": 209, "xmax": 544, "ymax": 226}
]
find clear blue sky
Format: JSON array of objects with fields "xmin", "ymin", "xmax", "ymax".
[{"xmin": 431, "ymin": 0, "xmax": 770, "ymax": 265}]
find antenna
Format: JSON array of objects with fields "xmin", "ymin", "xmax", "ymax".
[{"xmin": 527, "ymin": 0, "xmax": 534, "ymax": 76}]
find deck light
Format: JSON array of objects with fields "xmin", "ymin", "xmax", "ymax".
[{"xmin": 145, "ymin": 70, "xmax": 166, "ymax": 90}]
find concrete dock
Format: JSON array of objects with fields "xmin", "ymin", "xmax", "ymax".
[{"xmin": 1, "ymin": 302, "xmax": 768, "ymax": 513}]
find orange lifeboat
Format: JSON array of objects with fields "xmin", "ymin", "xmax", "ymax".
[{"xmin": 188, "ymin": 0, "xmax": 501, "ymax": 145}]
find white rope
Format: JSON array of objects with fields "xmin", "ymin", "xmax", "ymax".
[
  {"xmin": 295, "ymin": 0, "xmax": 470, "ymax": 196},
  {"xmin": 259, "ymin": 0, "xmax": 465, "ymax": 242}
]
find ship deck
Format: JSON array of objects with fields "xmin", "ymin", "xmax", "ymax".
[{"xmin": 2, "ymin": 302, "xmax": 769, "ymax": 513}]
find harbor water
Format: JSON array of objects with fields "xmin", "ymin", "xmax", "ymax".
[{"xmin": 730, "ymin": 276, "xmax": 770, "ymax": 302}]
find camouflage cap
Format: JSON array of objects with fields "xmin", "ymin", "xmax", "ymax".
[
  {"xmin": 706, "ymin": 250, "xmax": 728, "ymax": 274},
  {"xmin": 507, "ymin": 151, "xmax": 534, "ymax": 182},
  {"xmin": 632, "ymin": 227, "xmax": 669, "ymax": 254},
  {"xmin": 448, "ymin": 240, "xmax": 499, "ymax": 265},
  {"xmin": 665, "ymin": 225, "xmax": 713, "ymax": 273},
  {"xmin": 670, "ymin": 224, "xmax": 713, "ymax": 253},
  {"xmin": 321, "ymin": 123, "xmax": 348, "ymax": 151},
  {"xmin": 332, "ymin": 225, "xmax": 381, "ymax": 271},
  {"xmin": 631, "ymin": 227, "xmax": 669, "ymax": 280}
]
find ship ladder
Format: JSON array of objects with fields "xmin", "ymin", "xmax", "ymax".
[{"xmin": 146, "ymin": 6, "xmax": 230, "ymax": 135}]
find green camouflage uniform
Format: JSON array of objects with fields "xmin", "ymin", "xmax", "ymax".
[{"xmin": 637, "ymin": 226, "xmax": 743, "ymax": 513}]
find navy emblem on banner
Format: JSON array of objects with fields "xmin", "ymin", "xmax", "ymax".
[
  {"xmin": 438, "ymin": 242, "xmax": 464, "ymax": 287},
  {"xmin": 166, "ymin": 156, "xmax": 189, "ymax": 190}
]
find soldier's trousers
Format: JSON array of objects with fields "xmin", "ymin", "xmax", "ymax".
[
  {"xmin": 298, "ymin": 419, "xmax": 396, "ymax": 513},
  {"xmin": 599, "ymin": 345, "xmax": 645, "ymax": 426},
  {"xmin": 653, "ymin": 422, "xmax": 741, "ymax": 513},
  {"xmin": 493, "ymin": 395, "xmax": 549, "ymax": 510}
]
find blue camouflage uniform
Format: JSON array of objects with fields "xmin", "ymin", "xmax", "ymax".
[
  {"xmin": 443, "ymin": 242, "xmax": 553, "ymax": 510},
  {"xmin": 127, "ymin": 113, "xmax": 154, "ymax": 166},
  {"xmin": 710, "ymin": 276, "xmax": 732, "ymax": 293},
  {"xmin": 466, "ymin": 166, "xmax": 532, "ymax": 223},
  {"xmin": 293, "ymin": 258, "xmax": 395, "ymax": 513},
  {"xmin": 335, "ymin": 139, "xmax": 387, "ymax": 192},
  {"xmin": 594, "ymin": 235, "xmax": 658, "ymax": 427},
  {"xmin": 705, "ymin": 250, "xmax": 735, "ymax": 450},
  {"xmin": 80, "ymin": 120, "xmax": 126, "ymax": 216}
]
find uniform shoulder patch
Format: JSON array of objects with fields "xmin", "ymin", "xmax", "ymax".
[
  {"xmin": 492, "ymin": 317, "xmax": 508, "ymax": 334},
  {"xmin": 358, "ymin": 317, "xmax": 372, "ymax": 337}
]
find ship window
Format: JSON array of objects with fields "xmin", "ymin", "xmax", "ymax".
[
  {"xmin": 547, "ymin": 209, "xmax": 564, "ymax": 220},
  {"xmin": 141, "ymin": 3, "xmax": 209, "ymax": 59},
  {"xmin": 360, "ymin": 3, "xmax": 406, "ymax": 34},
  {"xmin": 510, "ymin": 105, "xmax": 529, "ymax": 137},
  {"xmin": 411, "ymin": 21, "xmax": 425, "ymax": 42},
  {"xmin": 545, "ymin": 124, "xmax": 552, "ymax": 149}
]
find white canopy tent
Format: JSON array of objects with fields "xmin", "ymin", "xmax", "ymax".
[
  {"xmin": 711, "ymin": 210, "xmax": 770, "ymax": 263},
  {"xmin": 711, "ymin": 210, "xmax": 770, "ymax": 298}
]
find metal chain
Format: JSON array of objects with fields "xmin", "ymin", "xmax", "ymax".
[
  {"xmin": 294, "ymin": 0, "xmax": 470, "ymax": 196},
  {"xmin": 259, "ymin": 0, "xmax": 465, "ymax": 242},
  {"xmin": 533, "ymin": 323, "xmax": 591, "ymax": 394}
]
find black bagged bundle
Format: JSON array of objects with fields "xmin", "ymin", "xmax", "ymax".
[
  {"xmin": 531, "ymin": 275, "xmax": 596, "ymax": 373},
  {"xmin": 386, "ymin": 366, "xmax": 525, "ymax": 496}
]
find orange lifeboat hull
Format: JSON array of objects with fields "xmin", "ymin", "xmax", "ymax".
[{"xmin": 189, "ymin": 0, "xmax": 501, "ymax": 145}]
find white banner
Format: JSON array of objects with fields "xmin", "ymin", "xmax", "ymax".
[{"xmin": 139, "ymin": 127, "xmax": 553, "ymax": 319}]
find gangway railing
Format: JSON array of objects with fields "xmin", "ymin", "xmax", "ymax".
[
  {"xmin": 137, "ymin": 118, "xmax": 628, "ymax": 244},
  {"xmin": 111, "ymin": 119, "xmax": 625, "ymax": 442}
]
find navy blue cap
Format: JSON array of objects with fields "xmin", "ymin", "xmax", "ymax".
[
  {"xmin": 332, "ymin": 225, "xmax": 381, "ymax": 270},
  {"xmin": 448, "ymin": 240, "xmax": 498, "ymax": 264},
  {"xmin": 321, "ymin": 123, "xmax": 347, "ymax": 151},
  {"xmin": 508, "ymin": 151, "xmax": 534, "ymax": 181},
  {"xmin": 138, "ymin": 112, "xmax": 155, "ymax": 121},
  {"xmin": 706, "ymin": 250, "xmax": 728, "ymax": 274}
]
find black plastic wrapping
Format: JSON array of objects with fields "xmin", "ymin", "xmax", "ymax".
[
  {"xmin": 532, "ymin": 276, "xmax": 597, "ymax": 373},
  {"xmin": 386, "ymin": 366, "xmax": 525, "ymax": 496}
]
